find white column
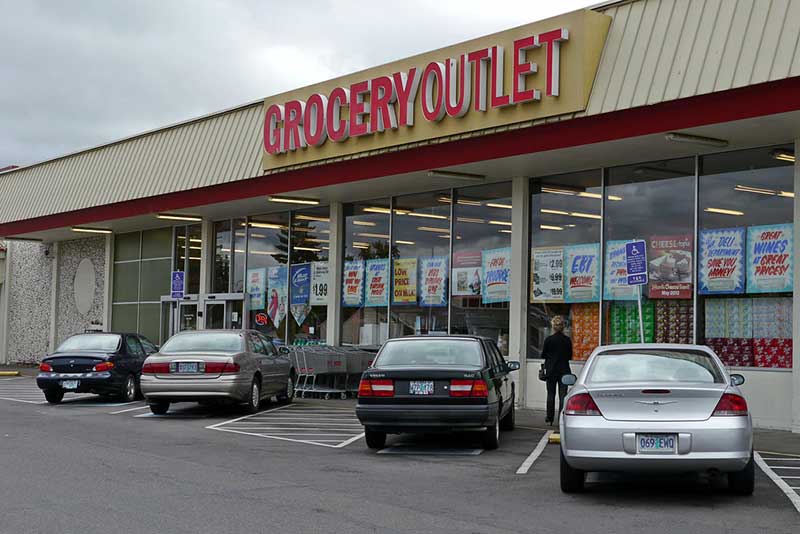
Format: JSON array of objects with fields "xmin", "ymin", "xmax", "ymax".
[
  {"xmin": 48, "ymin": 242, "xmax": 60, "ymax": 352},
  {"xmin": 509, "ymin": 176, "xmax": 530, "ymax": 406},
  {"xmin": 327, "ymin": 202, "xmax": 344, "ymax": 346},
  {"xmin": 103, "ymin": 234, "xmax": 113, "ymax": 331},
  {"xmin": 793, "ymin": 138, "xmax": 800, "ymax": 433},
  {"xmin": 0, "ymin": 242, "xmax": 11, "ymax": 364},
  {"xmin": 198, "ymin": 218, "xmax": 213, "ymax": 329}
]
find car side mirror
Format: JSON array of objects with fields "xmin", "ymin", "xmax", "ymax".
[
  {"xmin": 730, "ymin": 373, "xmax": 745, "ymax": 386},
  {"xmin": 279, "ymin": 346, "xmax": 290, "ymax": 354},
  {"xmin": 506, "ymin": 361, "xmax": 520, "ymax": 372},
  {"xmin": 561, "ymin": 374, "xmax": 577, "ymax": 386}
]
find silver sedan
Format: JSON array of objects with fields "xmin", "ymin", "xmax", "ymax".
[
  {"xmin": 140, "ymin": 330, "xmax": 295, "ymax": 415},
  {"xmin": 559, "ymin": 344, "xmax": 753, "ymax": 494}
]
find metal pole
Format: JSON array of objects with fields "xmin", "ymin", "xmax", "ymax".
[
  {"xmin": 447, "ymin": 188, "xmax": 454, "ymax": 334},
  {"xmin": 637, "ymin": 284, "xmax": 645, "ymax": 343}
]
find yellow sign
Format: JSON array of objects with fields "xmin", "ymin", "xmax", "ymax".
[{"xmin": 262, "ymin": 9, "xmax": 611, "ymax": 171}]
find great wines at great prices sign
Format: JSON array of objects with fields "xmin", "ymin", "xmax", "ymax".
[
  {"xmin": 747, "ymin": 224, "xmax": 793, "ymax": 293},
  {"xmin": 261, "ymin": 10, "xmax": 610, "ymax": 170}
]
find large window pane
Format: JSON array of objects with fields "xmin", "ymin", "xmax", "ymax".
[
  {"xmin": 528, "ymin": 170, "xmax": 601, "ymax": 360},
  {"xmin": 141, "ymin": 227, "xmax": 172, "ymax": 259},
  {"xmin": 140, "ymin": 259, "xmax": 171, "ymax": 302},
  {"xmin": 111, "ymin": 303, "xmax": 138, "ymax": 332},
  {"xmin": 450, "ymin": 183, "xmax": 512, "ymax": 354},
  {"xmin": 603, "ymin": 158, "xmax": 695, "ymax": 345},
  {"xmin": 342, "ymin": 199, "xmax": 390, "ymax": 346},
  {"xmin": 390, "ymin": 190, "xmax": 450, "ymax": 337},
  {"xmin": 698, "ymin": 145, "xmax": 794, "ymax": 368},
  {"xmin": 186, "ymin": 224, "xmax": 202, "ymax": 294},
  {"xmin": 247, "ymin": 213, "xmax": 290, "ymax": 341},
  {"xmin": 212, "ymin": 220, "xmax": 232, "ymax": 293},
  {"xmin": 138, "ymin": 303, "xmax": 161, "ymax": 344},
  {"xmin": 233, "ymin": 218, "xmax": 247, "ymax": 293},
  {"xmin": 112, "ymin": 262, "xmax": 140, "ymax": 303},
  {"xmin": 114, "ymin": 232, "xmax": 140, "ymax": 262},
  {"xmin": 288, "ymin": 207, "xmax": 330, "ymax": 345}
]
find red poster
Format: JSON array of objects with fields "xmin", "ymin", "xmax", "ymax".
[{"xmin": 648, "ymin": 235, "xmax": 692, "ymax": 299}]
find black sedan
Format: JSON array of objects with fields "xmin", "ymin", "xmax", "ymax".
[
  {"xmin": 355, "ymin": 336, "xmax": 520, "ymax": 450},
  {"xmin": 37, "ymin": 332, "xmax": 157, "ymax": 404}
]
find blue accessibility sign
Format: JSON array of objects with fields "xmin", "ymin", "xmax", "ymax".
[
  {"xmin": 171, "ymin": 271, "xmax": 185, "ymax": 298},
  {"xmin": 624, "ymin": 240, "xmax": 648, "ymax": 286}
]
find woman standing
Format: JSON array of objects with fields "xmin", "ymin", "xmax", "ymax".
[{"xmin": 542, "ymin": 316, "xmax": 572, "ymax": 425}]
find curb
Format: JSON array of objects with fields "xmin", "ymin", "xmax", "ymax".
[
  {"xmin": 0, "ymin": 371, "xmax": 21, "ymax": 377},
  {"xmin": 548, "ymin": 433, "xmax": 561, "ymax": 444}
]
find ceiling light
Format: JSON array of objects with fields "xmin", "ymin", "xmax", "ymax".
[
  {"xmin": 541, "ymin": 209, "xmax": 569, "ymax": 216},
  {"xmin": 189, "ymin": 246, "xmax": 202, "ymax": 250},
  {"xmin": 291, "ymin": 227, "xmax": 313, "ymax": 232},
  {"xmin": 541, "ymin": 187, "xmax": 576, "ymax": 196},
  {"xmin": 352, "ymin": 220, "xmax": 376, "ymax": 226},
  {"xmin": 488, "ymin": 220, "xmax": 512, "ymax": 226},
  {"xmin": 395, "ymin": 240, "xmax": 416, "ymax": 245},
  {"xmin": 427, "ymin": 170, "xmax": 485, "ymax": 182},
  {"xmin": 267, "ymin": 196, "xmax": 319, "ymax": 205},
  {"xmin": 72, "ymin": 227, "xmax": 112, "ymax": 234},
  {"xmin": 735, "ymin": 185, "xmax": 776, "ymax": 196},
  {"xmin": 363, "ymin": 207, "xmax": 409, "ymax": 215},
  {"xmin": 440, "ymin": 195, "xmax": 483, "ymax": 206},
  {"xmin": 356, "ymin": 232, "xmax": 389, "ymax": 239},
  {"xmin": 303, "ymin": 238, "xmax": 329, "ymax": 243},
  {"xmin": 157, "ymin": 213, "xmax": 202, "ymax": 222},
  {"xmin": 250, "ymin": 250, "xmax": 277, "ymax": 255},
  {"xmin": 498, "ymin": 229, "xmax": 512, "ymax": 234},
  {"xmin": 565, "ymin": 224, "xmax": 576, "ymax": 228},
  {"xmin": 771, "ymin": 149, "xmax": 795, "ymax": 162},
  {"xmin": 406, "ymin": 212, "xmax": 448, "ymax": 220},
  {"xmin": 189, "ymin": 257, "xmax": 202, "ymax": 261},
  {"xmin": 778, "ymin": 191, "xmax": 795, "ymax": 198},
  {"xmin": 540, "ymin": 225, "xmax": 564, "ymax": 231},
  {"xmin": 417, "ymin": 226, "xmax": 450, "ymax": 233},
  {"xmin": 353, "ymin": 244, "xmax": 369, "ymax": 249},
  {"xmin": 353, "ymin": 241, "xmax": 369, "ymax": 247},
  {"xmin": 577, "ymin": 192, "xmax": 601, "ymax": 199},
  {"xmin": 486, "ymin": 202, "xmax": 512, "ymax": 209},
  {"xmin": 249, "ymin": 222, "xmax": 283, "ymax": 229},
  {"xmin": 456, "ymin": 217, "xmax": 485, "ymax": 224},
  {"xmin": 177, "ymin": 237, "xmax": 202, "ymax": 243},
  {"xmin": 608, "ymin": 195, "xmax": 623, "ymax": 201},
  {"xmin": 438, "ymin": 234, "xmax": 450, "ymax": 239},
  {"xmin": 665, "ymin": 132, "xmax": 729, "ymax": 147},
  {"xmin": 221, "ymin": 248, "xmax": 246, "ymax": 253},
  {"xmin": 294, "ymin": 246, "xmax": 321, "ymax": 252},
  {"xmin": 294, "ymin": 214, "xmax": 329, "ymax": 222},
  {"xmin": 569, "ymin": 212, "xmax": 601, "ymax": 220},
  {"xmin": 704, "ymin": 207, "xmax": 744, "ymax": 216}
]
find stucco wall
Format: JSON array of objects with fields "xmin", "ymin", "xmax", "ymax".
[
  {"xmin": 55, "ymin": 237, "xmax": 106, "ymax": 346},
  {"xmin": 7, "ymin": 241, "xmax": 52, "ymax": 363}
]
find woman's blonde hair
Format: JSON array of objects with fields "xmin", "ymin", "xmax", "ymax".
[{"xmin": 551, "ymin": 315, "xmax": 565, "ymax": 332}]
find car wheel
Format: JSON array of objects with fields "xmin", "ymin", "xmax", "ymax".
[
  {"xmin": 243, "ymin": 378, "xmax": 261, "ymax": 414},
  {"xmin": 44, "ymin": 389, "xmax": 64, "ymax": 404},
  {"xmin": 482, "ymin": 411, "xmax": 500, "ymax": 450},
  {"xmin": 560, "ymin": 448, "xmax": 585, "ymax": 493},
  {"xmin": 149, "ymin": 402, "xmax": 169, "ymax": 415},
  {"xmin": 365, "ymin": 428, "xmax": 386, "ymax": 450},
  {"xmin": 500, "ymin": 397, "xmax": 515, "ymax": 431},
  {"xmin": 121, "ymin": 374, "xmax": 137, "ymax": 402},
  {"xmin": 276, "ymin": 376, "xmax": 294, "ymax": 405},
  {"xmin": 728, "ymin": 452, "xmax": 755, "ymax": 496}
]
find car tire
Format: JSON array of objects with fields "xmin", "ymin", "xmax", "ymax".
[
  {"xmin": 243, "ymin": 378, "xmax": 261, "ymax": 414},
  {"xmin": 728, "ymin": 452, "xmax": 755, "ymax": 496},
  {"xmin": 482, "ymin": 411, "xmax": 500, "ymax": 450},
  {"xmin": 500, "ymin": 397, "xmax": 515, "ymax": 432},
  {"xmin": 121, "ymin": 374, "xmax": 137, "ymax": 402},
  {"xmin": 149, "ymin": 402, "xmax": 169, "ymax": 415},
  {"xmin": 276, "ymin": 375, "xmax": 294, "ymax": 405},
  {"xmin": 560, "ymin": 448, "xmax": 585, "ymax": 493},
  {"xmin": 44, "ymin": 389, "xmax": 64, "ymax": 404},
  {"xmin": 365, "ymin": 428, "xmax": 386, "ymax": 450}
]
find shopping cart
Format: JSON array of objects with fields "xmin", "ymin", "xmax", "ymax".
[{"xmin": 289, "ymin": 345, "xmax": 377, "ymax": 399}]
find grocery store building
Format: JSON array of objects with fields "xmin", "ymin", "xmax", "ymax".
[{"xmin": 1, "ymin": 0, "xmax": 800, "ymax": 431}]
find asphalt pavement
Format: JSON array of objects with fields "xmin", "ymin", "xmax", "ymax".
[{"xmin": 0, "ymin": 378, "xmax": 797, "ymax": 534}]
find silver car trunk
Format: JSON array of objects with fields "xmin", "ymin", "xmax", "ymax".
[
  {"xmin": 588, "ymin": 382, "xmax": 727, "ymax": 422},
  {"xmin": 154, "ymin": 352, "xmax": 235, "ymax": 379}
]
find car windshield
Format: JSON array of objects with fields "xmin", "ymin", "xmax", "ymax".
[
  {"xmin": 161, "ymin": 332, "xmax": 242, "ymax": 353},
  {"xmin": 587, "ymin": 349, "xmax": 723, "ymax": 384},
  {"xmin": 375, "ymin": 339, "xmax": 483, "ymax": 367},
  {"xmin": 56, "ymin": 334, "xmax": 121, "ymax": 352}
]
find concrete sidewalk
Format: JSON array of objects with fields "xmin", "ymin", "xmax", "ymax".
[{"xmin": 0, "ymin": 364, "xmax": 37, "ymax": 377}]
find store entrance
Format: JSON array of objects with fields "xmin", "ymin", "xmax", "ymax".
[
  {"xmin": 161, "ymin": 294, "xmax": 244, "ymax": 340},
  {"xmin": 201, "ymin": 295, "xmax": 243, "ymax": 330}
]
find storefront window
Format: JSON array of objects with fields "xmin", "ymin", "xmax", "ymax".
[
  {"xmin": 342, "ymin": 199, "xmax": 390, "ymax": 346},
  {"xmin": 212, "ymin": 220, "xmax": 231, "ymax": 293},
  {"xmin": 172, "ymin": 223, "xmax": 202, "ymax": 295},
  {"xmin": 288, "ymin": 208, "xmax": 330, "ymax": 345},
  {"xmin": 390, "ymin": 191, "xmax": 450, "ymax": 337},
  {"xmin": 528, "ymin": 170, "xmax": 601, "ymax": 360},
  {"xmin": 246, "ymin": 213, "xmax": 289, "ymax": 342},
  {"xmin": 603, "ymin": 158, "xmax": 695, "ymax": 345},
  {"xmin": 233, "ymin": 219, "xmax": 246, "ymax": 293},
  {"xmin": 698, "ymin": 145, "xmax": 794, "ymax": 368},
  {"xmin": 450, "ymin": 183, "xmax": 512, "ymax": 354}
]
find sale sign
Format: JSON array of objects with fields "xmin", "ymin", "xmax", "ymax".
[
  {"xmin": 531, "ymin": 247, "xmax": 564, "ymax": 302},
  {"xmin": 648, "ymin": 235, "xmax": 692, "ymax": 299},
  {"xmin": 698, "ymin": 228, "xmax": 745, "ymax": 295},
  {"xmin": 393, "ymin": 258, "xmax": 418, "ymax": 304},
  {"xmin": 603, "ymin": 240, "xmax": 637, "ymax": 301},
  {"xmin": 309, "ymin": 261, "xmax": 329, "ymax": 305},
  {"xmin": 365, "ymin": 258, "xmax": 389, "ymax": 307},
  {"xmin": 290, "ymin": 263, "xmax": 311, "ymax": 325},
  {"xmin": 247, "ymin": 268, "xmax": 267, "ymax": 311},
  {"xmin": 564, "ymin": 243, "xmax": 599, "ymax": 303},
  {"xmin": 747, "ymin": 224, "xmax": 793, "ymax": 293},
  {"xmin": 451, "ymin": 250, "xmax": 482, "ymax": 296},
  {"xmin": 481, "ymin": 248, "xmax": 511, "ymax": 304},
  {"xmin": 420, "ymin": 256, "xmax": 448, "ymax": 307},
  {"xmin": 266, "ymin": 265, "xmax": 288, "ymax": 327},
  {"xmin": 342, "ymin": 260, "xmax": 365, "ymax": 307}
]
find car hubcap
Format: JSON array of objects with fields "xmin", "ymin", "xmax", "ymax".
[
  {"xmin": 252, "ymin": 383, "xmax": 259, "ymax": 407},
  {"xmin": 127, "ymin": 378, "xmax": 135, "ymax": 399},
  {"xmin": 287, "ymin": 378, "xmax": 293, "ymax": 398}
]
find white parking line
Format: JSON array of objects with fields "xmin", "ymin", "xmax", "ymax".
[
  {"xmin": 755, "ymin": 452, "xmax": 800, "ymax": 514},
  {"xmin": 516, "ymin": 430, "xmax": 553, "ymax": 475},
  {"xmin": 109, "ymin": 404, "xmax": 149, "ymax": 414}
]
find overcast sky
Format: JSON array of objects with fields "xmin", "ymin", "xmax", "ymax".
[{"xmin": 0, "ymin": 0, "xmax": 595, "ymax": 167}]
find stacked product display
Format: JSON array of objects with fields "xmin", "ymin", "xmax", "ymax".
[
  {"xmin": 570, "ymin": 303, "xmax": 599, "ymax": 360},
  {"xmin": 608, "ymin": 301, "xmax": 655, "ymax": 344},
  {"xmin": 654, "ymin": 300, "xmax": 693, "ymax": 344}
]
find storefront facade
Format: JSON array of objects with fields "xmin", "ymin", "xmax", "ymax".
[{"xmin": 1, "ymin": 0, "xmax": 799, "ymax": 431}]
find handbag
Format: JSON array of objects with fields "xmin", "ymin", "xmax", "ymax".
[{"xmin": 538, "ymin": 362, "xmax": 547, "ymax": 382}]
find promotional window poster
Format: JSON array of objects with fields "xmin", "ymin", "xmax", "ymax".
[
  {"xmin": 564, "ymin": 243, "xmax": 600, "ymax": 303},
  {"xmin": 648, "ymin": 235, "xmax": 693, "ymax": 299},
  {"xmin": 289, "ymin": 263, "xmax": 311, "ymax": 326},
  {"xmin": 603, "ymin": 240, "xmax": 637, "ymax": 301},
  {"xmin": 698, "ymin": 227, "xmax": 745, "ymax": 295},
  {"xmin": 481, "ymin": 247, "xmax": 511, "ymax": 304},
  {"xmin": 419, "ymin": 256, "xmax": 448, "ymax": 307},
  {"xmin": 365, "ymin": 258, "xmax": 390, "ymax": 307},
  {"xmin": 531, "ymin": 247, "xmax": 564, "ymax": 302},
  {"xmin": 246, "ymin": 268, "xmax": 267, "ymax": 311},
  {"xmin": 266, "ymin": 265, "xmax": 288, "ymax": 327},
  {"xmin": 309, "ymin": 261, "xmax": 329, "ymax": 306},
  {"xmin": 451, "ymin": 250, "xmax": 482, "ymax": 297},
  {"xmin": 393, "ymin": 257, "xmax": 418, "ymax": 304},
  {"xmin": 746, "ymin": 223, "xmax": 793, "ymax": 293},
  {"xmin": 342, "ymin": 260, "xmax": 365, "ymax": 307}
]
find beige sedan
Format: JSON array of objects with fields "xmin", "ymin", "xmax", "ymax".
[{"xmin": 140, "ymin": 330, "xmax": 294, "ymax": 415}]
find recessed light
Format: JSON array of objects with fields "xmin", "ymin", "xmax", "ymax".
[
  {"xmin": 267, "ymin": 196, "xmax": 319, "ymax": 205},
  {"xmin": 704, "ymin": 207, "xmax": 744, "ymax": 216},
  {"xmin": 156, "ymin": 213, "xmax": 202, "ymax": 222},
  {"xmin": 71, "ymin": 227, "xmax": 112, "ymax": 234}
]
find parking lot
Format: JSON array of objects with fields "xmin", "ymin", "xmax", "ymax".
[{"xmin": 0, "ymin": 376, "xmax": 797, "ymax": 534}]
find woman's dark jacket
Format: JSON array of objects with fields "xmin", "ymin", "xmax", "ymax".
[{"xmin": 542, "ymin": 331, "xmax": 572, "ymax": 380}]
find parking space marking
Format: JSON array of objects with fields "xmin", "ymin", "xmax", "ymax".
[
  {"xmin": 755, "ymin": 452, "xmax": 800, "ymax": 514},
  {"xmin": 206, "ymin": 403, "xmax": 365, "ymax": 448},
  {"xmin": 0, "ymin": 377, "xmax": 47, "ymax": 404},
  {"xmin": 516, "ymin": 430, "xmax": 553, "ymax": 475},
  {"xmin": 377, "ymin": 446, "xmax": 483, "ymax": 456},
  {"xmin": 109, "ymin": 404, "xmax": 150, "ymax": 414}
]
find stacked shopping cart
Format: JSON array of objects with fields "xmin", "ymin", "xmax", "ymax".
[{"xmin": 289, "ymin": 345, "xmax": 379, "ymax": 399}]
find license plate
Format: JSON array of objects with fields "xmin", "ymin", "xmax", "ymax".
[
  {"xmin": 637, "ymin": 434, "xmax": 677, "ymax": 453},
  {"xmin": 177, "ymin": 362, "xmax": 199, "ymax": 374},
  {"xmin": 61, "ymin": 380, "xmax": 79, "ymax": 390},
  {"xmin": 409, "ymin": 381, "xmax": 434, "ymax": 395}
]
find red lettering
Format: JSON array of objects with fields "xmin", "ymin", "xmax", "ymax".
[
  {"xmin": 512, "ymin": 36, "xmax": 539, "ymax": 103},
  {"xmin": 303, "ymin": 93, "xmax": 328, "ymax": 147},
  {"xmin": 369, "ymin": 76, "xmax": 397, "ymax": 133},
  {"xmin": 283, "ymin": 100, "xmax": 306, "ymax": 151},
  {"xmin": 349, "ymin": 80, "xmax": 371, "ymax": 137},
  {"xmin": 392, "ymin": 68, "xmax": 421, "ymax": 127},
  {"xmin": 421, "ymin": 62, "xmax": 445, "ymax": 122},
  {"xmin": 444, "ymin": 54, "xmax": 471, "ymax": 117},
  {"xmin": 263, "ymin": 104, "xmax": 284, "ymax": 155},
  {"xmin": 467, "ymin": 48, "xmax": 490, "ymax": 111},
  {"xmin": 490, "ymin": 45, "xmax": 510, "ymax": 108},
  {"xmin": 326, "ymin": 87, "xmax": 350, "ymax": 142},
  {"xmin": 537, "ymin": 28, "xmax": 569, "ymax": 96}
]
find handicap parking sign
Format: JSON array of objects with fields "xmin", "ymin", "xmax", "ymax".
[
  {"xmin": 171, "ymin": 271, "xmax": 185, "ymax": 298},
  {"xmin": 624, "ymin": 240, "xmax": 648, "ymax": 286}
]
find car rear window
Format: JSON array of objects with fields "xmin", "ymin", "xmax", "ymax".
[
  {"xmin": 587, "ymin": 350, "xmax": 723, "ymax": 384},
  {"xmin": 375, "ymin": 339, "xmax": 483, "ymax": 367},
  {"xmin": 160, "ymin": 332, "xmax": 242, "ymax": 353},
  {"xmin": 56, "ymin": 334, "xmax": 121, "ymax": 352}
]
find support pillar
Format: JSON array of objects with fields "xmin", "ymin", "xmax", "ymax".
[
  {"xmin": 327, "ymin": 202, "xmax": 344, "ymax": 346},
  {"xmin": 792, "ymin": 138, "xmax": 800, "ymax": 433},
  {"xmin": 509, "ymin": 176, "xmax": 530, "ymax": 406}
]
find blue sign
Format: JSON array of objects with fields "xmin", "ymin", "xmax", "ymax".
[
  {"xmin": 624, "ymin": 240, "xmax": 648, "ymax": 286},
  {"xmin": 170, "ymin": 271, "xmax": 185, "ymax": 298}
]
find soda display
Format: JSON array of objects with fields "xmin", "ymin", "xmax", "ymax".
[
  {"xmin": 608, "ymin": 301, "xmax": 654, "ymax": 344},
  {"xmin": 570, "ymin": 303, "xmax": 599, "ymax": 361}
]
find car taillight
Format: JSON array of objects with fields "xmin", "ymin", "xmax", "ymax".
[
  {"xmin": 142, "ymin": 362, "xmax": 170, "ymax": 374},
  {"xmin": 358, "ymin": 378, "xmax": 394, "ymax": 397},
  {"xmin": 449, "ymin": 379, "xmax": 489, "ymax": 398},
  {"xmin": 564, "ymin": 393, "xmax": 603, "ymax": 416},
  {"xmin": 39, "ymin": 362, "xmax": 52, "ymax": 372},
  {"xmin": 712, "ymin": 393, "xmax": 748, "ymax": 416},
  {"xmin": 92, "ymin": 362, "xmax": 114, "ymax": 372},
  {"xmin": 204, "ymin": 362, "xmax": 240, "ymax": 374}
]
